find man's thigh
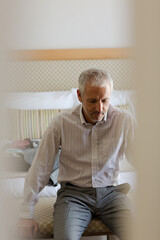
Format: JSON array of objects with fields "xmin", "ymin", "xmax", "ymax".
[
  {"xmin": 97, "ymin": 184, "xmax": 133, "ymax": 240},
  {"xmin": 53, "ymin": 186, "xmax": 93, "ymax": 240}
]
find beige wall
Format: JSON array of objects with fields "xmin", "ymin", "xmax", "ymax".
[
  {"xmin": 133, "ymin": 0, "xmax": 160, "ymax": 239},
  {"xmin": 7, "ymin": 0, "xmax": 134, "ymax": 50}
]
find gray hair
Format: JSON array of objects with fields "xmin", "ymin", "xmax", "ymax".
[{"xmin": 78, "ymin": 68, "xmax": 113, "ymax": 95}]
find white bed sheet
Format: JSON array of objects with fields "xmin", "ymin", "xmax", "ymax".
[{"xmin": 117, "ymin": 172, "xmax": 137, "ymax": 192}]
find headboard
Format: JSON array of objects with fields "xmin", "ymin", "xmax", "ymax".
[{"xmin": 8, "ymin": 48, "xmax": 135, "ymax": 92}]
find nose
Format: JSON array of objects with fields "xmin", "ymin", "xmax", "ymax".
[{"xmin": 95, "ymin": 101, "xmax": 103, "ymax": 112}]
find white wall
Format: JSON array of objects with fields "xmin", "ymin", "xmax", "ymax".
[{"xmin": 6, "ymin": 0, "xmax": 134, "ymax": 50}]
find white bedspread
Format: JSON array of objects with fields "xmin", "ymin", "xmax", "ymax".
[{"xmin": 1, "ymin": 177, "xmax": 60, "ymax": 199}]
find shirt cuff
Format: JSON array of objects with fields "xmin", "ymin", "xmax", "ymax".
[{"xmin": 19, "ymin": 203, "xmax": 34, "ymax": 219}]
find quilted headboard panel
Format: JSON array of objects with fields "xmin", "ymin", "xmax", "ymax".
[{"xmin": 8, "ymin": 59, "xmax": 135, "ymax": 92}]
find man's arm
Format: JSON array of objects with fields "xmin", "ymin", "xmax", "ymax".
[
  {"xmin": 124, "ymin": 112, "xmax": 136, "ymax": 165},
  {"xmin": 18, "ymin": 120, "xmax": 60, "ymax": 238}
]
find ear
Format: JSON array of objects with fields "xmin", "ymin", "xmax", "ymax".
[{"xmin": 77, "ymin": 89, "xmax": 82, "ymax": 103}]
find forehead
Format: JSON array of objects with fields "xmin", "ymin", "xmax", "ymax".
[{"xmin": 84, "ymin": 82, "xmax": 111, "ymax": 98}]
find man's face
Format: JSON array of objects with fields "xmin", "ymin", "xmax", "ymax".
[{"xmin": 77, "ymin": 81, "xmax": 111, "ymax": 125}]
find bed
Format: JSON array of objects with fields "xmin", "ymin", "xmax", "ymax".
[{"xmin": 2, "ymin": 48, "xmax": 137, "ymax": 239}]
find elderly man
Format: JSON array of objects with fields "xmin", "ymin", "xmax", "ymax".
[{"xmin": 19, "ymin": 69, "xmax": 135, "ymax": 240}]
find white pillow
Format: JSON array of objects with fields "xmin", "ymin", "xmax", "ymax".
[{"xmin": 6, "ymin": 91, "xmax": 78, "ymax": 110}]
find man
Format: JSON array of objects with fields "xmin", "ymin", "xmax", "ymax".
[{"xmin": 19, "ymin": 69, "xmax": 135, "ymax": 240}]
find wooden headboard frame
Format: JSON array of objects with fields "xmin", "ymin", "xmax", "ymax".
[{"xmin": 10, "ymin": 48, "xmax": 133, "ymax": 61}]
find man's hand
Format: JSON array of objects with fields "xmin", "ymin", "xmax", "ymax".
[{"xmin": 18, "ymin": 218, "xmax": 39, "ymax": 239}]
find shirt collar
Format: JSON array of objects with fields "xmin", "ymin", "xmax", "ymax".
[{"xmin": 79, "ymin": 105, "xmax": 107, "ymax": 125}]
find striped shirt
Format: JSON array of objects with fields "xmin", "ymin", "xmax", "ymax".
[{"xmin": 20, "ymin": 104, "xmax": 135, "ymax": 219}]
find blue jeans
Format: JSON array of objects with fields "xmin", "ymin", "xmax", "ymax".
[{"xmin": 53, "ymin": 182, "xmax": 132, "ymax": 240}]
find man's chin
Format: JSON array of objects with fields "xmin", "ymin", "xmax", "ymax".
[{"xmin": 91, "ymin": 116, "xmax": 104, "ymax": 123}]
